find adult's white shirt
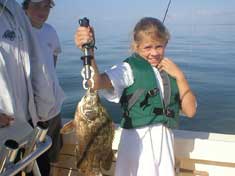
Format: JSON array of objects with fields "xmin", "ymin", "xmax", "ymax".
[
  {"xmin": 0, "ymin": 0, "xmax": 57, "ymax": 126},
  {"xmin": 33, "ymin": 23, "xmax": 65, "ymax": 117}
]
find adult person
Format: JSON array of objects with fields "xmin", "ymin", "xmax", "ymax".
[
  {"xmin": 0, "ymin": 0, "xmax": 58, "ymax": 174},
  {"xmin": 0, "ymin": 0, "xmax": 57, "ymax": 133},
  {"xmin": 75, "ymin": 17, "xmax": 197, "ymax": 176},
  {"xmin": 22, "ymin": 0, "xmax": 65, "ymax": 175}
]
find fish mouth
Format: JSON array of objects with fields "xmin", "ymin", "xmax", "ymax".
[
  {"xmin": 78, "ymin": 89, "xmax": 100, "ymax": 121},
  {"xmin": 84, "ymin": 89, "xmax": 99, "ymax": 104},
  {"xmin": 79, "ymin": 99, "xmax": 99, "ymax": 121},
  {"xmin": 83, "ymin": 109, "xmax": 99, "ymax": 121}
]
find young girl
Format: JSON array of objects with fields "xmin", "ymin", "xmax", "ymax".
[{"xmin": 75, "ymin": 17, "xmax": 196, "ymax": 176}]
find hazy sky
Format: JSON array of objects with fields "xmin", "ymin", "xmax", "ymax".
[
  {"xmin": 15, "ymin": 0, "xmax": 235, "ymax": 37},
  {"xmin": 15, "ymin": 0, "xmax": 235, "ymax": 25},
  {"xmin": 48, "ymin": 0, "xmax": 235, "ymax": 24}
]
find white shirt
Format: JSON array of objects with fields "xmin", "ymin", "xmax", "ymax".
[
  {"xmin": 0, "ymin": 7, "xmax": 29, "ymax": 121},
  {"xmin": 101, "ymin": 62, "xmax": 164, "ymax": 103},
  {"xmin": 0, "ymin": 0, "xmax": 58, "ymax": 126},
  {"xmin": 33, "ymin": 23, "xmax": 65, "ymax": 117}
]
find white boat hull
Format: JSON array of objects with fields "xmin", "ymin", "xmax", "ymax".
[{"xmin": 51, "ymin": 122, "xmax": 235, "ymax": 176}]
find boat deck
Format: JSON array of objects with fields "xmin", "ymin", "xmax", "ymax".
[{"xmin": 51, "ymin": 126, "xmax": 235, "ymax": 176}]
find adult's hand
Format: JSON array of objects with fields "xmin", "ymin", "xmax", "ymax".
[{"xmin": 0, "ymin": 113, "xmax": 14, "ymax": 127}]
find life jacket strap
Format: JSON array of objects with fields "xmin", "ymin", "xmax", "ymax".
[
  {"xmin": 140, "ymin": 87, "xmax": 159, "ymax": 108},
  {"xmin": 160, "ymin": 71, "xmax": 171, "ymax": 106},
  {"xmin": 120, "ymin": 89, "xmax": 145, "ymax": 110},
  {"xmin": 153, "ymin": 107, "xmax": 175, "ymax": 118},
  {"xmin": 121, "ymin": 87, "xmax": 160, "ymax": 118}
]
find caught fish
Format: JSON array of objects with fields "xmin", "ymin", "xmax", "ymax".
[{"xmin": 61, "ymin": 89, "xmax": 114, "ymax": 176}]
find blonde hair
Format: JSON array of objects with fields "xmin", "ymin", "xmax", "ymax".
[{"xmin": 131, "ymin": 17, "xmax": 170, "ymax": 51}]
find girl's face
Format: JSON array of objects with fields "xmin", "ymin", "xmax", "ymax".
[
  {"xmin": 135, "ymin": 35, "xmax": 166, "ymax": 67},
  {"xmin": 26, "ymin": 0, "xmax": 51, "ymax": 28}
]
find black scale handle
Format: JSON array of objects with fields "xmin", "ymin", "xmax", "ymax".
[{"xmin": 79, "ymin": 17, "xmax": 93, "ymax": 81}]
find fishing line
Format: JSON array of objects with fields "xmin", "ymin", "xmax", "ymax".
[{"xmin": 162, "ymin": 0, "xmax": 172, "ymax": 23}]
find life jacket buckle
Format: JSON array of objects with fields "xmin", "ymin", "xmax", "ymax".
[
  {"xmin": 153, "ymin": 107, "xmax": 175, "ymax": 118},
  {"xmin": 153, "ymin": 107, "xmax": 163, "ymax": 115},
  {"xmin": 123, "ymin": 111, "xmax": 129, "ymax": 117},
  {"xmin": 147, "ymin": 88, "xmax": 159, "ymax": 97},
  {"xmin": 165, "ymin": 108, "xmax": 174, "ymax": 118}
]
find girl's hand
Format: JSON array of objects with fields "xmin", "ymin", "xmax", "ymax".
[
  {"xmin": 74, "ymin": 26, "xmax": 95, "ymax": 49},
  {"xmin": 157, "ymin": 58, "xmax": 184, "ymax": 80},
  {"xmin": 0, "ymin": 113, "xmax": 14, "ymax": 127},
  {"xmin": 158, "ymin": 58, "xmax": 196, "ymax": 117}
]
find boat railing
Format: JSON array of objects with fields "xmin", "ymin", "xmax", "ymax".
[{"xmin": 0, "ymin": 122, "xmax": 52, "ymax": 176}]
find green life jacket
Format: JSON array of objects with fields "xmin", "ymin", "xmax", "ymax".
[{"xmin": 120, "ymin": 53, "xmax": 180, "ymax": 129}]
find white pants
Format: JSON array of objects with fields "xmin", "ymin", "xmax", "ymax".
[{"xmin": 115, "ymin": 124, "xmax": 175, "ymax": 176}]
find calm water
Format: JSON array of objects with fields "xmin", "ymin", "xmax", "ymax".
[{"xmin": 56, "ymin": 24, "xmax": 235, "ymax": 134}]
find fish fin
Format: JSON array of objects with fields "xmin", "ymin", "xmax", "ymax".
[
  {"xmin": 60, "ymin": 120, "xmax": 75, "ymax": 134},
  {"xmin": 100, "ymin": 150, "xmax": 115, "ymax": 175}
]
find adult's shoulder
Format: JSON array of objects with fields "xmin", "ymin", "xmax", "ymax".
[
  {"xmin": 1, "ymin": 0, "xmax": 21, "ymax": 13},
  {"xmin": 1, "ymin": 0, "xmax": 34, "ymax": 36},
  {"xmin": 43, "ymin": 23, "xmax": 58, "ymax": 34},
  {"xmin": 1, "ymin": 0, "xmax": 27, "ymax": 21},
  {"xmin": 42, "ymin": 23, "xmax": 61, "ymax": 52}
]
